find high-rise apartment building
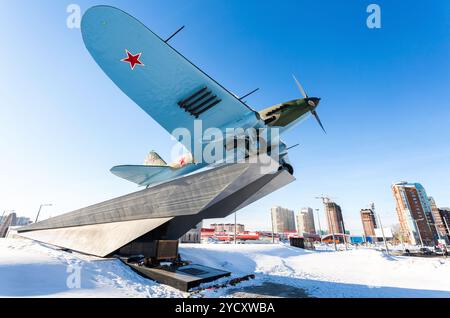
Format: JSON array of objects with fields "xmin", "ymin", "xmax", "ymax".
[
  {"xmin": 296, "ymin": 207, "xmax": 316, "ymax": 235},
  {"xmin": 324, "ymin": 201, "xmax": 346, "ymax": 235},
  {"xmin": 429, "ymin": 197, "xmax": 448, "ymax": 240},
  {"xmin": 438, "ymin": 208, "xmax": 450, "ymax": 242},
  {"xmin": 360, "ymin": 208, "xmax": 377, "ymax": 237},
  {"xmin": 392, "ymin": 182, "xmax": 436, "ymax": 246},
  {"xmin": 271, "ymin": 206, "xmax": 296, "ymax": 233}
]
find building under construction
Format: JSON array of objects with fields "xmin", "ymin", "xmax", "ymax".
[
  {"xmin": 317, "ymin": 197, "xmax": 346, "ymax": 237},
  {"xmin": 360, "ymin": 207, "xmax": 378, "ymax": 238}
]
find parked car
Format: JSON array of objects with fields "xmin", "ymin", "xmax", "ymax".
[
  {"xmin": 434, "ymin": 247, "xmax": 449, "ymax": 256},
  {"xmin": 418, "ymin": 247, "xmax": 434, "ymax": 255},
  {"xmin": 434, "ymin": 247, "xmax": 444, "ymax": 255}
]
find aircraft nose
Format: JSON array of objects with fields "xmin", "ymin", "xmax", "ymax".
[{"xmin": 307, "ymin": 97, "xmax": 321, "ymax": 108}]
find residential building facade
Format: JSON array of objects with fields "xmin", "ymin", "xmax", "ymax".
[
  {"xmin": 392, "ymin": 182, "xmax": 436, "ymax": 246},
  {"xmin": 324, "ymin": 201, "xmax": 346, "ymax": 235},
  {"xmin": 296, "ymin": 207, "xmax": 316, "ymax": 235},
  {"xmin": 429, "ymin": 197, "xmax": 448, "ymax": 240},
  {"xmin": 271, "ymin": 206, "xmax": 296, "ymax": 234},
  {"xmin": 210, "ymin": 223, "xmax": 245, "ymax": 233},
  {"xmin": 360, "ymin": 208, "xmax": 377, "ymax": 238},
  {"xmin": 439, "ymin": 208, "xmax": 450, "ymax": 242}
]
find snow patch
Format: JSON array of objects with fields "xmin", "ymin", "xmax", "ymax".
[{"xmin": 1, "ymin": 238, "xmax": 450, "ymax": 298}]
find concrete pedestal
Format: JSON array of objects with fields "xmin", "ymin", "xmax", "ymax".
[
  {"xmin": 127, "ymin": 263, "xmax": 230, "ymax": 292},
  {"xmin": 18, "ymin": 159, "xmax": 295, "ymax": 257}
]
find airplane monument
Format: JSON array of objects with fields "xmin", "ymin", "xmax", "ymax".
[{"xmin": 18, "ymin": 6, "xmax": 324, "ymax": 275}]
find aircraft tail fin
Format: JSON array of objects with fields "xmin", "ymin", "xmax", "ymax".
[{"xmin": 144, "ymin": 150, "xmax": 167, "ymax": 166}]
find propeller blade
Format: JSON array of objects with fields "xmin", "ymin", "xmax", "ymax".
[
  {"xmin": 292, "ymin": 74, "xmax": 308, "ymax": 98},
  {"xmin": 311, "ymin": 110, "xmax": 326, "ymax": 134}
]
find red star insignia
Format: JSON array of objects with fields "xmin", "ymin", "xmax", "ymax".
[{"xmin": 121, "ymin": 49, "xmax": 144, "ymax": 70}]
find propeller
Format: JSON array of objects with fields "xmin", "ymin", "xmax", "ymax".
[
  {"xmin": 293, "ymin": 74, "xmax": 308, "ymax": 99},
  {"xmin": 311, "ymin": 110, "xmax": 326, "ymax": 133},
  {"xmin": 292, "ymin": 74, "xmax": 326, "ymax": 134}
]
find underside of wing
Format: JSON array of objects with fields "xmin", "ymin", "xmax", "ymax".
[{"xmin": 81, "ymin": 6, "xmax": 260, "ymax": 154}]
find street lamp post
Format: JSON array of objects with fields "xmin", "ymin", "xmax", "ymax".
[
  {"xmin": 234, "ymin": 212, "xmax": 237, "ymax": 245},
  {"xmin": 35, "ymin": 204, "xmax": 52, "ymax": 223},
  {"xmin": 271, "ymin": 212, "xmax": 275, "ymax": 244},
  {"xmin": 377, "ymin": 213, "xmax": 390, "ymax": 255},
  {"xmin": 341, "ymin": 220, "xmax": 348, "ymax": 251}
]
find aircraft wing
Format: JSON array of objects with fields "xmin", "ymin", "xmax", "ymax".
[{"xmin": 81, "ymin": 6, "xmax": 259, "ymax": 157}]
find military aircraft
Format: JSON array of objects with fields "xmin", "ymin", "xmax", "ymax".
[{"xmin": 81, "ymin": 6, "xmax": 324, "ymax": 187}]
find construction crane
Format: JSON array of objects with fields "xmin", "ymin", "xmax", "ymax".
[{"xmin": 315, "ymin": 195, "xmax": 333, "ymax": 205}]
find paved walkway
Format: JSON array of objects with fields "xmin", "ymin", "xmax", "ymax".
[{"xmin": 227, "ymin": 282, "xmax": 311, "ymax": 298}]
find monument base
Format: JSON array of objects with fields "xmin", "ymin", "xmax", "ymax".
[
  {"xmin": 18, "ymin": 159, "xmax": 295, "ymax": 257},
  {"xmin": 125, "ymin": 262, "xmax": 231, "ymax": 292}
]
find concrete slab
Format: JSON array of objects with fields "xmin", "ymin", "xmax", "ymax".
[{"xmin": 127, "ymin": 263, "xmax": 230, "ymax": 292}]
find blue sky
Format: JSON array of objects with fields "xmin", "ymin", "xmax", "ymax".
[{"xmin": 0, "ymin": 1, "xmax": 449, "ymax": 233}]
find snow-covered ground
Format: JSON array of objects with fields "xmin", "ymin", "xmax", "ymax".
[
  {"xmin": 1, "ymin": 238, "xmax": 450, "ymax": 298},
  {"xmin": 0, "ymin": 238, "xmax": 184, "ymax": 298}
]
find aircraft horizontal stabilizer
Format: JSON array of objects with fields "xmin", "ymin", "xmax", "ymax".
[
  {"xmin": 110, "ymin": 165, "xmax": 172, "ymax": 186},
  {"xmin": 110, "ymin": 162, "xmax": 197, "ymax": 187}
]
